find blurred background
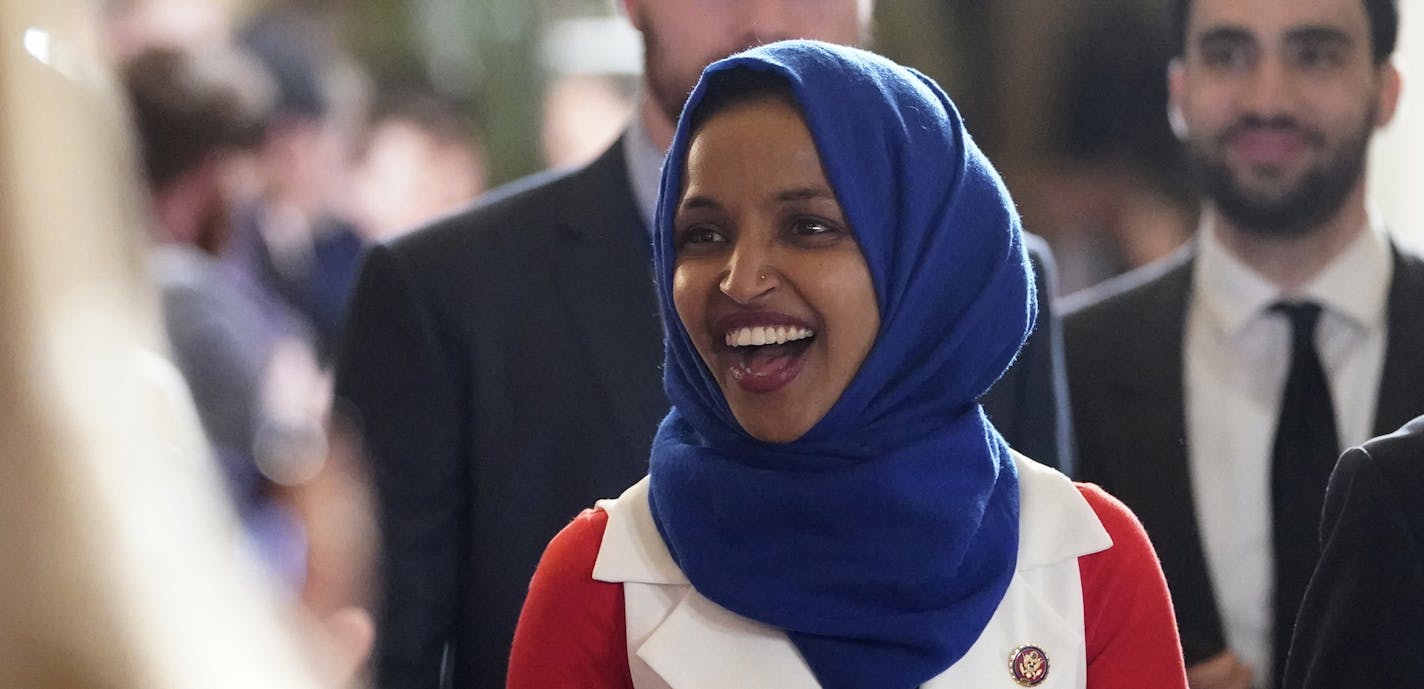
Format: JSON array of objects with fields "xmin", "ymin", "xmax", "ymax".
[{"xmin": 98, "ymin": 0, "xmax": 1424, "ymax": 294}]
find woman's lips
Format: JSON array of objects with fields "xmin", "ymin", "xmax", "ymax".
[
  {"xmin": 726, "ymin": 341, "xmax": 810, "ymax": 393},
  {"xmin": 711, "ymin": 314, "xmax": 816, "ymax": 394}
]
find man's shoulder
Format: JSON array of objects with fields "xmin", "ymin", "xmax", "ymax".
[
  {"xmin": 1062, "ymin": 244, "xmax": 1194, "ymax": 342},
  {"xmin": 1341, "ymin": 416, "xmax": 1424, "ymax": 538},
  {"xmin": 385, "ymin": 141, "xmax": 638, "ymax": 267},
  {"xmin": 1389, "ymin": 237, "xmax": 1424, "ymax": 286},
  {"xmin": 1357, "ymin": 415, "xmax": 1424, "ymax": 475}
]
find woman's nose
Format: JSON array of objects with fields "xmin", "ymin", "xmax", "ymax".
[{"xmin": 720, "ymin": 245, "xmax": 777, "ymax": 304}]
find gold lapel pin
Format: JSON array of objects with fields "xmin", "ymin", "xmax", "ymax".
[{"xmin": 1009, "ymin": 645, "xmax": 1049, "ymax": 687}]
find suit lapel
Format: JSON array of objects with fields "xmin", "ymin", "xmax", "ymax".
[
  {"xmin": 1373, "ymin": 244, "xmax": 1424, "ymax": 436},
  {"xmin": 1103, "ymin": 250, "xmax": 1227, "ymax": 660},
  {"xmin": 1144, "ymin": 255, "xmax": 1228, "ymax": 661},
  {"xmin": 549, "ymin": 138, "xmax": 669, "ymax": 451}
]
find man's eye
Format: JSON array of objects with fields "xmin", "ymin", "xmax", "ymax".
[
  {"xmin": 1201, "ymin": 44, "xmax": 1251, "ymax": 70},
  {"xmin": 1291, "ymin": 44, "xmax": 1345, "ymax": 70}
]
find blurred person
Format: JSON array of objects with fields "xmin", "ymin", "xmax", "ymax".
[
  {"xmin": 103, "ymin": 0, "xmax": 234, "ymax": 61},
  {"xmin": 123, "ymin": 45, "xmax": 377, "ymax": 631},
  {"xmin": 350, "ymin": 93, "xmax": 488, "ymax": 242},
  {"xmin": 0, "ymin": 2, "xmax": 364, "ymax": 687},
  {"xmin": 230, "ymin": 4, "xmax": 368, "ymax": 361},
  {"xmin": 334, "ymin": 2, "xmax": 1073, "ymax": 688},
  {"xmin": 541, "ymin": 73, "xmax": 638, "ymax": 169},
  {"xmin": 537, "ymin": 15, "xmax": 641, "ymax": 169},
  {"xmin": 1281, "ymin": 415, "xmax": 1424, "ymax": 688},
  {"xmin": 509, "ymin": 40, "xmax": 1187, "ymax": 689},
  {"xmin": 123, "ymin": 44, "xmax": 328, "ymax": 583},
  {"xmin": 1064, "ymin": 1, "xmax": 1421, "ymax": 687}
]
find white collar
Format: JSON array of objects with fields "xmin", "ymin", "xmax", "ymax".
[
  {"xmin": 594, "ymin": 454, "xmax": 1110, "ymax": 689},
  {"xmin": 592, "ymin": 452, "xmax": 1111, "ymax": 584},
  {"xmin": 1194, "ymin": 218, "xmax": 1392, "ymax": 338},
  {"xmin": 621, "ymin": 105, "xmax": 667, "ymax": 235}
]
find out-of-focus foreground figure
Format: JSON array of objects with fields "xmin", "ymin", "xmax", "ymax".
[{"xmin": 0, "ymin": 2, "xmax": 359, "ymax": 687}]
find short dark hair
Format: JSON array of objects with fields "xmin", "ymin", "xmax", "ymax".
[
  {"xmin": 122, "ymin": 47, "xmax": 273, "ymax": 189},
  {"xmin": 1171, "ymin": 0, "xmax": 1398, "ymax": 64},
  {"xmin": 686, "ymin": 67, "xmax": 800, "ymax": 136}
]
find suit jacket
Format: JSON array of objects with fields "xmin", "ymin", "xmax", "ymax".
[
  {"xmin": 1063, "ymin": 241, "xmax": 1424, "ymax": 666},
  {"xmin": 335, "ymin": 136, "xmax": 1074, "ymax": 689},
  {"xmin": 1281, "ymin": 415, "xmax": 1424, "ymax": 689}
]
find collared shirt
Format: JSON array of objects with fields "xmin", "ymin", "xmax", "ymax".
[
  {"xmin": 622, "ymin": 105, "xmax": 667, "ymax": 235},
  {"xmin": 1184, "ymin": 218, "xmax": 1391, "ymax": 686}
]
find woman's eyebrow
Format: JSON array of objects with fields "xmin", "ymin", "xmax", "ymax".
[
  {"xmin": 776, "ymin": 187, "xmax": 834, "ymax": 203},
  {"xmin": 678, "ymin": 194, "xmax": 722, "ymax": 212}
]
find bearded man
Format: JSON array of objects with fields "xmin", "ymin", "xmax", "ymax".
[{"xmin": 1064, "ymin": 2, "xmax": 1421, "ymax": 689}]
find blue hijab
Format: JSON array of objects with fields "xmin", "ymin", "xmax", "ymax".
[{"xmin": 647, "ymin": 41, "xmax": 1035, "ymax": 689}]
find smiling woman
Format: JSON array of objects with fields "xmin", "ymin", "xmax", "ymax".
[
  {"xmin": 507, "ymin": 40, "xmax": 1189, "ymax": 689},
  {"xmin": 671, "ymin": 81, "xmax": 878, "ymax": 443}
]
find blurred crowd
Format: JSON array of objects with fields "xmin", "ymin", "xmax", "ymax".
[
  {"xmin": 107, "ymin": 0, "xmax": 504, "ymax": 596},
  {"xmin": 78, "ymin": 3, "xmax": 645, "ymax": 684}
]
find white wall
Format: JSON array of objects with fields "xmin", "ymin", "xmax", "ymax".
[{"xmin": 1371, "ymin": 4, "xmax": 1424, "ymax": 249}]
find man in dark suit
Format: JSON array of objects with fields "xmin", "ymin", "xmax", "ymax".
[
  {"xmin": 1064, "ymin": 1, "xmax": 1416, "ymax": 688},
  {"xmin": 1281, "ymin": 415, "xmax": 1424, "ymax": 689},
  {"xmin": 336, "ymin": 2, "xmax": 1073, "ymax": 688}
]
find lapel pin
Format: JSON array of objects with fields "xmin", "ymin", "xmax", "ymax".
[{"xmin": 1009, "ymin": 645, "xmax": 1049, "ymax": 686}]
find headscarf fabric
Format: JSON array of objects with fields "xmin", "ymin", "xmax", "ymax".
[{"xmin": 647, "ymin": 40, "xmax": 1037, "ymax": 689}]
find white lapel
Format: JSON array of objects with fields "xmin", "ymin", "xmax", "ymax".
[
  {"xmin": 594, "ymin": 454, "xmax": 1112, "ymax": 689},
  {"xmin": 926, "ymin": 456, "xmax": 1113, "ymax": 689}
]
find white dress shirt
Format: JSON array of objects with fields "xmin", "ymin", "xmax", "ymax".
[
  {"xmin": 1184, "ymin": 219, "xmax": 1391, "ymax": 685},
  {"xmin": 622, "ymin": 106, "xmax": 668, "ymax": 234}
]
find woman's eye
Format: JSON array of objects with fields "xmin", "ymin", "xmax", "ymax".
[
  {"xmin": 678, "ymin": 226, "xmax": 726, "ymax": 246},
  {"xmin": 790, "ymin": 218, "xmax": 836, "ymax": 236}
]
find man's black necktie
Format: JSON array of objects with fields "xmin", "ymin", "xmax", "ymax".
[{"xmin": 1269, "ymin": 301, "xmax": 1339, "ymax": 687}]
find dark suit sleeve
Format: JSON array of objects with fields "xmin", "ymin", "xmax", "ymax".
[
  {"xmin": 982, "ymin": 234, "xmax": 1075, "ymax": 474},
  {"xmin": 1282, "ymin": 446, "xmax": 1424, "ymax": 689},
  {"xmin": 335, "ymin": 243, "xmax": 468, "ymax": 689}
]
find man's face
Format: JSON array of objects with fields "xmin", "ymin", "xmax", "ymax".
[
  {"xmin": 1169, "ymin": 0, "xmax": 1400, "ymax": 235},
  {"xmin": 626, "ymin": 0, "xmax": 870, "ymax": 125}
]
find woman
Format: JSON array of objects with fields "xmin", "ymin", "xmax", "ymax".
[{"xmin": 508, "ymin": 40, "xmax": 1187, "ymax": 689}]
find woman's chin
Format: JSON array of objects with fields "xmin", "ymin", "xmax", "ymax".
[{"xmin": 725, "ymin": 398, "xmax": 820, "ymax": 445}]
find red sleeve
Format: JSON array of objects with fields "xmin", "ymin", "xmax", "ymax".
[
  {"xmin": 1077, "ymin": 483, "xmax": 1190, "ymax": 689},
  {"xmin": 507, "ymin": 508, "xmax": 634, "ymax": 689}
]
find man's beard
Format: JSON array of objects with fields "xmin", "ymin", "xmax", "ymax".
[
  {"xmin": 1188, "ymin": 108, "xmax": 1374, "ymax": 238},
  {"xmin": 641, "ymin": 26, "xmax": 748, "ymax": 126}
]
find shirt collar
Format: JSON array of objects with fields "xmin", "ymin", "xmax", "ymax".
[
  {"xmin": 1194, "ymin": 216, "xmax": 1392, "ymax": 336},
  {"xmin": 622, "ymin": 104, "xmax": 667, "ymax": 235},
  {"xmin": 1302, "ymin": 219, "xmax": 1392, "ymax": 329}
]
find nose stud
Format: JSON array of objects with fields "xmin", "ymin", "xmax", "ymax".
[{"xmin": 759, "ymin": 273, "xmax": 767, "ymax": 281}]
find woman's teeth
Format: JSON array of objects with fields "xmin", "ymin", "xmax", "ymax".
[{"xmin": 725, "ymin": 325, "xmax": 814, "ymax": 347}]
